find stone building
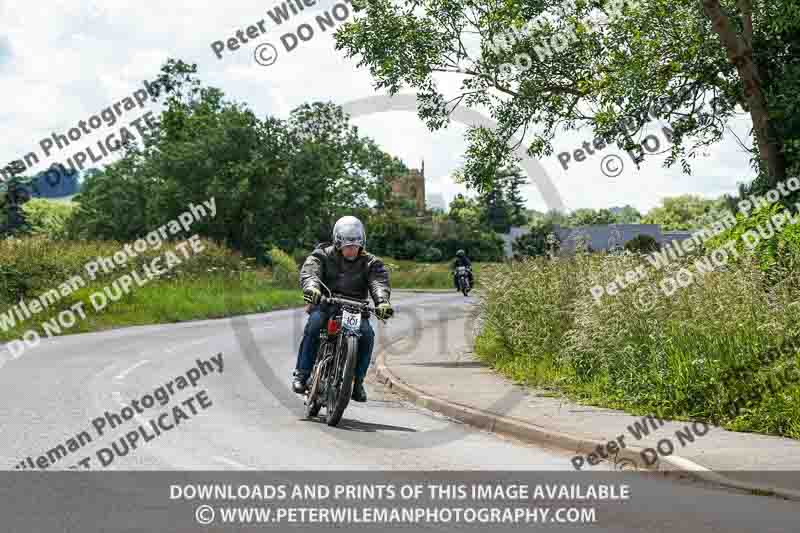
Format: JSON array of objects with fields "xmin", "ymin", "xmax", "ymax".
[{"xmin": 386, "ymin": 160, "xmax": 426, "ymax": 215}]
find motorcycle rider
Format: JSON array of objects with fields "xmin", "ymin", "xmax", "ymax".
[
  {"xmin": 292, "ymin": 216, "xmax": 394, "ymax": 402},
  {"xmin": 452, "ymin": 249, "xmax": 474, "ymax": 290}
]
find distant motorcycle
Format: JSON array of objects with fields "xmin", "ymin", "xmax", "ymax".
[
  {"xmin": 455, "ymin": 266, "xmax": 471, "ymax": 296},
  {"xmin": 303, "ymin": 294, "xmax": 386, "ymax": 426}
]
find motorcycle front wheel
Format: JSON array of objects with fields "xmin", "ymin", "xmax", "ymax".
[{"xmin": 325, "ymin": 335, "xmax": 358, "ymax": 427}]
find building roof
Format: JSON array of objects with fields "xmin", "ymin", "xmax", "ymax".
[{"xmin": 500, "ymin": 223, "xmax": 694, "ymax": 257}]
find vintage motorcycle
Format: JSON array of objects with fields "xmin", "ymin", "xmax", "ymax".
[
  {"xmin": 303, "ymin": 294, "xmax": 386, "ymax": 426},
  {"xmin": 455, "ymin": 266, "xmax": 471, "ymax": 296}
]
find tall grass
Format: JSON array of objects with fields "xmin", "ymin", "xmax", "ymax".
[
  {"xmin": 0, "ymin": 236, "xmax": 301, "ymax": 342},
  {"xmin": 384, "ymin": 258, "xmax": 495, "ymax": 289},
  {"xmin": 476, "ymin": 251, "xmax": 800, "ymax": 438},
  {"xmin": 0, "ymin": 235, "xmax": 253, "ymax": 305}
]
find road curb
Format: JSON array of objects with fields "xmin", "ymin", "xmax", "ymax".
[
  {"xmin": 394, "ymin": 289, "xmax": 478, "ymax": 293},
  {"xmin": 374, "ymin": 322, "xmax": 800, "ymax": 502}
]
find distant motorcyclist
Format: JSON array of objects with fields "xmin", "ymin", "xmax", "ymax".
[
  {"xmin": 452, "ymin": 249, "xmax": 474, "ymax": 290},
  {"xmin": 293, "ymin": 216, "xmax": 394, "ymax": 402}
]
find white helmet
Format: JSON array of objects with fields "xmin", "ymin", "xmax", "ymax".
[{"xmin": 332, "ymin": 216, "xmax": 366, "ymax": 250}]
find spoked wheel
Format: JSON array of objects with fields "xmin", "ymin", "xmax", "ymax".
[
  {"xmin": 304, "ymin": 366, "xmax": 323, "ymax": 419},
  {"xmin": 462, "ymin": 279, "xmax": 470, "ymax": 296},
  {"xmin": 325, "ymin": 336, "xmax": 358, "ymax": 427}
]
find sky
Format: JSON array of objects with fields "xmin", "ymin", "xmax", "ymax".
[{"xmin": 0, "ymin": 0, "xmax": 757, "ymax": 215}]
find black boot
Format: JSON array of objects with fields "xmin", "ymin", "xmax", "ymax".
[
  {"xmin": 292, "ymin": 370, "xmax": 310, "ymax": 394},
  {"xmin": 351, "ymin": 377, "xmax": 367, "ymax": 402}
]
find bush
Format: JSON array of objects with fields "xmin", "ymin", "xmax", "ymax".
[
  {"xmin": 21, "ymin": 198, "xmax": 77, "ymax": 240},
  {"xmin": 398, "ymin": 240, "xmax": 426, "ymax": 260},
  {"xmin": 705, "ymin": 203, "xmax": 800, "ymax": 277},
  {"xmin": 268, "ymin": 247, "xmax": 298, "ymax": 288},
  {"xmin": 291, "ymin": 248, "xmax": 310, "ymax": 267},
  {"xmin": 624, "ymin": 234, "xmax": 660, "ymax": 253},
  {"xmin": 431, "ymin": 233, "xmax": 505, "ymax": 262},
  {"xmin": 513, "ymin": 225, "xmax": 560, "ymax": 258},
  {"xmin": 419, "ymin": 246, "xmax": 443, "ymax": 262},
  {"xmin": 0, "ymin": 235, "xmax": 254, "ymax": 305}
]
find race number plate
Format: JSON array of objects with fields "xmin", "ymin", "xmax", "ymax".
[{"xmin": 341, "ymin": 309, "xmax": 362, "ymax": 332}]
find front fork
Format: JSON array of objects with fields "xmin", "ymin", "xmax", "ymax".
[{"xmin": 315, "ymin": 307, "xmax": 368, "ymax": 382}]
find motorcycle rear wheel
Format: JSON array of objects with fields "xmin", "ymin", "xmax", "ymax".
[{"xmin": 304, "ymin": 365, "xmax": 323, "ymax": 418}]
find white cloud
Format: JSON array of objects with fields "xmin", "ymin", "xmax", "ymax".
[{"xmin": 0, "ymin": 0, "xmax": 757, "ymax": 215}]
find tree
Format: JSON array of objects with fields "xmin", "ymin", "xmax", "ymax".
[
  {"xmin": 611, "ymin": 205, "xmax": 642, "ymax": 224},
  {"xmin": 499, "ymin": 165, "xmax": 528, "ymax": 227},
  {"xmin": 334, "ymin": 0, "xmax": 800, "ymax": 194},
  {"xmin": 641, "ymin": 194, "xmax": 726, "ymax": 230},
  {"xmin": 448, "ymin": 193, "xmax": 481, "ymax": 225},
  {"xmin": 513, "ymin": 221, "xmax": 560, "ymax": 258},
  {"xmin": 66, "ymin": 58, "xmax": 406, "ymax": 260},
  {"xmin": 531, "ymin": 209, "xmax": 571, "ymax": 227},
  {"xmin": 472, "ymin": 164, "xmax": 529, "ymax": 232},
  {"xmin": 479, "ymin": 178, "xmax": 511, "ymax": 233},
  {"xmin": 568, "ymin": 208, "xmax": 616, "ymax": 226},
  {"xmin": 0, "ymin": 174, "xmax": 33, "ymax": 235}
]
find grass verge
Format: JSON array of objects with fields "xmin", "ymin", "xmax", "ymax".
[
  {"xmin": 0, "ymin": 271, "xmax": 301, "ymax": 343},
  {"xmin": 383, "ymin": 257, "xmax": 496, "ymax": 289},
  {"xmin": 475, "ymin": 253, "xmax": 800, "ymax": 439}
]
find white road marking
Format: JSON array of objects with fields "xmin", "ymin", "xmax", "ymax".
[
  {"xmin": 95, "ymin": 361, "xmax": 120, "ymax": 380},
  {"xmin": 114, "ymin": 359, "xmax": 149, "ymax": 381},
  {"xmin": 213, "ymin": 456, "xmax": 252, "ymax": 470}
]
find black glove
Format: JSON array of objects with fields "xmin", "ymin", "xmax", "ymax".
[
  {"xmin": 303, "ymin": 286, "xmax": 322, "ymax": 305},
  {"xmin": 375, "ymin": 301, "xmax": 394, "ymax": 320}
]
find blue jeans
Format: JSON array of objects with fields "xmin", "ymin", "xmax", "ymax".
[{"xmin": 295, "ymin": 306, "xmax": 375, "ymax": 379}]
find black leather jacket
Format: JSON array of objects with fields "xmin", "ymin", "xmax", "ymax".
[
  {"xmin": 453, "ymin": 256, "xmax": 472, "ymax": 269},
  {"xmin": 299, "ymin": 244, "xmax": 391, "ymax": 304}
]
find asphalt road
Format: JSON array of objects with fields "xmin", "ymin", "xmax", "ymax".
[
  {"xmin": 0, "ymin": 292, "xmax": 797, "ymax": 531},
  {"xmin": 0, "ymin": 292, "xmax": 572, "ymax": 471}
]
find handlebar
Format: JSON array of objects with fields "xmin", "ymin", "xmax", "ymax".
[{"xmin": 319, "ymin": 295, "xmax": 376, "ymax": 314}]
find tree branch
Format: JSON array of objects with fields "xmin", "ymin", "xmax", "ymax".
[
  {"xmin": 737, "ymin": 0, "xmax": 754, "ymax": 50},
  {"xmin": 701, "ymin": 0, "xmax": 785, "ymax": 182}
]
